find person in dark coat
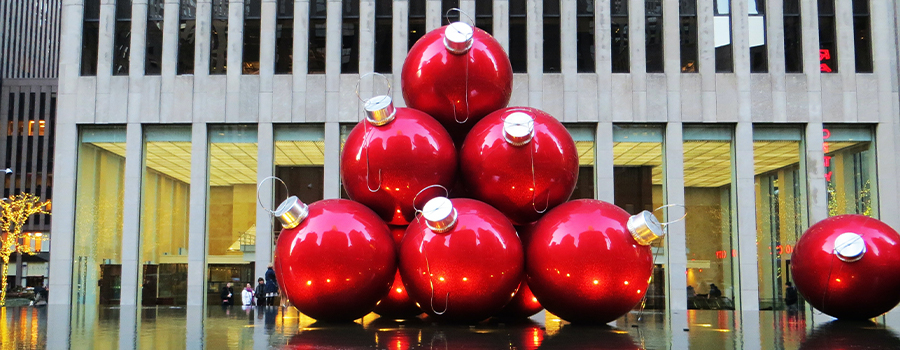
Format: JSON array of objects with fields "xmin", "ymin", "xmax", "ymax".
[
  {"xmin": 265, "ymin": 264, "xmax": 278, "ymax": 306},
  {"xmin": 708, "ymin": 284, "xmax": 722, "ymax": 298},
  {"xmin": 785, "ymin": 282, "xmax": 799, "ymax": 311},
  {"xmin": 221, "ymin": 282, "xmax": 235, "ymax": 306},
  {"xmin": 255, "ymin": 277, "xmax": 266, "ymax": 306}
]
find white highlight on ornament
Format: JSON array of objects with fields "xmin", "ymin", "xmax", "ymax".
[
  {"xmin": 422, "ymin": 196, "xmax": 458, "ymax": 233},
  {"xmin": 834, "ymin": 232, "xmax": 866, "ymax": 262},
  {"xmin": 444, "ymin": 22, "xmax": 474, "ymax": 54},
  {"xmin": 503, "ymin": 112, "xmax": 535, "ymax": 146}
]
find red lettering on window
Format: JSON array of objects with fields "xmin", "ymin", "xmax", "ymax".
[
  {"xmin": 824, "ymin": 156, "xmax": 832, "ymax": 167},
  {"xmin": 820, "ymin": 49, "xmax": 831, "ymax": 61},
  {"xmin": 825, "ymin": 171, "xmax": 833, "ymax": 182},
  {"xmin": 823, "ymin": 129, "xmax": 831, "ymax": 139},
  {"xmin": 820, "ymin": 63, "xmax": 833, "ymax": 73}
]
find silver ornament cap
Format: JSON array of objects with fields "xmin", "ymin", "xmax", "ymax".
[
  {"xmin": 422, "ymin": 197, "xmax": 458, "ymax": 233},
  {"xmin": 834, "ymin": 232, "xmax": 866, "ymax": 262},
  {"xmin": 503, "ymin": 112, "xmax": 535, "ymax": 146},
  {"xmin": 444, "ymin": 22, "xmax": 474, "ymax": 54},
  {"xmin": 364, "ymin": 95, "xmax": 397, "ymax": 126},
  {"xmin": 627, "ymin": 210, "xmax": 665, "ymax": 246},
  {"xmin": 274, "ymin": 196, "xmax": 309, "ymax": 229}
]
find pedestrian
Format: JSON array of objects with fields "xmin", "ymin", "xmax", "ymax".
[
  {"xmin": 241, "ymin": 283, "xmax": 254, "ymax": 306},
  {"xmin": 255, "ymin": 277, "xmax": 266, "ymax": 306},
  {"xmin": 265, "ymin": 264, "xmax": 278, "ymax": 306},
  {"xmin": 221, "ymin": 282, "xmax": 235, "ymax": 306},
  {"xmin": 785, "ymin": 281, "xmax": 799, "ymax": 311}
]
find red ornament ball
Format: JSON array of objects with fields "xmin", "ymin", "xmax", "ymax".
[
  {"xmin": 791, "ymin": 214, "xmax": 900, "ymax": 320},
  {"xmin": 526, "ymin": 199, "xmax": 653, "ymax": 324},
  {"xmin": 274, "ymin": 199, "xmax": 396, "ymax": 322},
  {"xmin": 341, "ymin": 107, "xmax": 457, "ymax": 225},
  {"xmin": 495, "ymin": 279, "xmax": 543, "ymax": 318},
  {"xmin": 401, "ymin": 23, "xmax": 513, "ymax": 141},
  {"xmin": 460, "ymin": 107, "xmax": 579, "ymax": 225},
  {"xmin": 399, "ymin": 198, "xmax": 524, "ymax": 323},
  {"xmin": 373, "ymin": 271, "xmax": 423, "ymax": 319}
]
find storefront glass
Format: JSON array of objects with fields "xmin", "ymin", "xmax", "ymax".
[
  {"xmin": 72, "ymin": 126, "xmax": 127, "ymax": 306},
  {"xmin": 683, "ymin": 125, "xmax": 737, "ymax": 310},
  {"xmin": 139, "ymin": 126, "xmax": 191, "ymax": 306},
  {"xmin": 753, "ymin": 126, "xmax": 805, "ymax": 310},
  {"xmin": 206, "ymin": 125, "xmax": 258, "ymax": 304},
  {"xmin": 568, "ymin": 125, "xmax": 595, "ymax": 200},
  {"xmin": 274, "ymin": 125, "xmax": 325, "ymax": 232},
  {"xmin": 823, "ymin": 125, "xmax": 877, "ymax": 217},
  {"xmin": 613, "ymin": 124, "xmax": 666, "ymax": 309}
]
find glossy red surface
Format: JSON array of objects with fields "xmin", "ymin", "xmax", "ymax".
[
  {"xmin": 341, "ymin": 108, "xmax": 457, "ymax": 225},
  {"xmin": 374, "ymin": 271, "xmax": 423, "ymax": 319},
  {"xmin": 399, "ymin": 198, "xmax": 524, "ymax": 323},
  {"xmin": 274, "ymin": 199, "xmax": 396, "ymax": 322},
  {"xmin": 791, "ymin": 214, "xmax": 900, "ymax": 320},
  {"xmin": 460, "ymin": 107, "xmax": 579, "ymax": 225},
  {"xmin": 401, "ymin": 25, "xmax": 513, "ymax": 141},
  {"xmin": 526, "ymin": 199, "xmax": 653, "ymax": 324},
  {"xmin": 495, "ymin": 279, "xmax": 543, "ymax": 318}
]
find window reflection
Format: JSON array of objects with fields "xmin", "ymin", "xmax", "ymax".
[
  {"xmin": 146, "ymin": 0, "xmax": 164, "ymax": 75},
  {"xmin": 81, "ymin": 0, "xmax": 100, "ymax": 76},
  {"xmin": 683, "ymin": 126, "xmax": 736, "ymax": 310},
  {"xmin": 73, "ymin": 126, "xmax": 127, "ymax": 305},
  {"xmin": 243, "ymin": 0, "xmax": 261, "ymax": 74},
  {"xmin": 275, "ymin": 0, "xmax": 294, "ymax": 74},
  {"xmin": 818, "ymin": 0, "xmax": 837, "ymax": 73},
  {"xmin": 475, "ymin": 0, "xmax": 493, "ymax": 35},
  {"xmin": 141, "ymin": 127, "xmax": 191, "ymax": 306},
  {"xmin": 613, "ymin": 124, "xmax": 665, "ymax": 310},
  {"xmin": 680, "ymin": 0, "xmax": 698, "ymax": 73},
  {"xmin": 509, "ymin": 0, "xmax": 527, "ymax": 73},
  {"xmin": 714, "ymin": 0, "xmax": 732, "ymax": 72},
  {"xmin": 576, "ymin": 0, "xmax": 594, "ymax": 73},
  {"xmin": 645, "ymin": 0, "xmax": 663, "ymax": 73},
  {"xmin": 408, "ymin": 1, "xmax": 426, "ymax": 51},
  {"xmin": 823, "ymin": 126, "xmax": 877, "ymax": 217},
  {"xmin": 309, "ymin": 0, "xmax": 327, "ymax": 73},
  {"xmin": 753, "ymin": 126, "xmax": 803, "ymax": 311},
  {"xmin": 852, "ymin": 0, "xmax": 873, "ymax": 73},
  {"xmin": 543, "ymin": 0, "xmax": 561, "ymax": 73},
  {"xmin": 178, "ymin": 0, "xmax": 196, "ymax": 75},
  {"xmin": 210, "ymin": 0, "xmax": 228, "ymax": 74},
  {"xmin": 274, "ymin": 126, "xmax": 326, "ymax": 234},
  {"xmin": 567, "ymin": 125, "xmax": 595, "ymax": 200},
  {"xmin": 783, "ymin": 0, "xmax": 802, "ymax": 73},
  {"xmin": 341, "ymin": 0, "xmax": 359, "ymax": 73},
  {"xmin": 749, "ymin": 0, "xmax": 767, "ymax": 73},
  {"xmin": 113, "ymin": 0, "xmax": 132, "ymax": 76},
  {"xmin": 611, "ymin": 0, "xmax": 629, "ymax": 73},
  {"xmin": 374, "ymin": 0, "xmax": 392, "ymax": 73}
]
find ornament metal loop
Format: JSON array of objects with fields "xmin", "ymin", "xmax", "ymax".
[
  {"xmin": 529, "ymin": 140, "xmax": 550, "ymax": 214},
  {"xmin": 257, "ymin": 176, "xmax": 290, "ymax": 216},
  {"xmin": 354, "ymin": 72, "xmax": 392, "ymax": 103},
  {"xmin": 363, "ymin": 122, "xmax": 383, "ymax": 192},
  {"xmin": 412, "ymin": 184, "xmax": 451, "ymax": 216},
  {"xmin": 444, "ymin": 7, "xmax": 475, "ymax": 28},
  {"xmin": 654, "ymin": 203, "xmax": 688, "ymax": 227},
  {"xmin": 421, "ymin": 240, "xmax": 449, "ymax": 315},
  {"xmin": 356, "ymin": 72, "xmax": 397, "ymax": 126}
]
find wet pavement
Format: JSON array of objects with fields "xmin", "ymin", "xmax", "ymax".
[{"xmin": 3, "ymin": 305, "xmax": 900, "ymax": 349}]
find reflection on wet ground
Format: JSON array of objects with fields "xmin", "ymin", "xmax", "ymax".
[{"xmin": 4, "ymin": 306, "xmax": 900, "ymax": 349}]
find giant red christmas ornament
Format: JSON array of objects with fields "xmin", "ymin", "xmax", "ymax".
[
  {"xmin": 526, "ymin": 199, "xmax": 664, "ymax": 324},
  {"xmin": 495, "ymin": 279, "xmax": 543, "ymax": 318},
  {"xmin": 791, "ymin": 214, "xmax": 900, "ymax": 320},
  {"xmin": 272, "ymin": 197, "xmax": 396, "ymax": 322},
  {"xmin": 399, "ymin": 197, "xmax": 524, "ymax": 323},
  {"xmin": 401, "ymin": 22, "xmax": 513, "ymax": 141},
  {"xmin": 373, "ymin": 271, "xmax": 423, "ymax": 319},
  {"xmin": 341, "ymin": 91, "xmax": 457, "ymax": 225},
  {"xmin": 460, "ymin": 107, "xmax": 578, "ymax": 225}
]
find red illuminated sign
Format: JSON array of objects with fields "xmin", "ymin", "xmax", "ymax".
[
  {"xmin": 820, "ymin": 49, "xmax": 833, "ymax": 73},
  {"xmin": 823, "ymin": 129, "xmax": 832, "ymax": 182}
]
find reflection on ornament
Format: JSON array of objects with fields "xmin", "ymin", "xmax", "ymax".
[
  {"xmin": 401, "ymin": 22, "xmax": 513, "ymax": 141},
  {"xmin": 792, "ymin": 214, "xmax": 900, "ymax": 320},
  {"xmin": 495, "ymin": 279, "xmax": 543, "ymax": 319},
  {"xmin": 399, "ymin": 197, "xmax": 523, "ymax": 323},
  {"xmin": 526, "ymin": 200, "xmax": 658, "ymax": 324},
  {"xmin": 273, "ymin": 198, "xmax": 396, "ymax": 322},
  {"xmin": 460, "ymin": 107, "xmax": 578, "ymax": 225}
]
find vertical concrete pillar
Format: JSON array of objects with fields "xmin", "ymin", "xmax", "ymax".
[{"xmin": 187, "ymin": 123, "xmax": 209, "ymax": 306}]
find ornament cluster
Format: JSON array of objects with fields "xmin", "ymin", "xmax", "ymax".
[{"xmin": 269, "ymin": 20, "xmax": 668, "ymax": 324}]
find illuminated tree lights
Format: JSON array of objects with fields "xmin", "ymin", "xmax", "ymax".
[{"xmin": 0, "ymin": 193, "xmax": 51, "ymax": 306}]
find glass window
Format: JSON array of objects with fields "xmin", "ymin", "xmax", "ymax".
[
  {"xmin": 683, "ymin": 126, "xmax": 737, "ymax": 310},
  {"xmin": 567, "ymin": 125, "xmax": 595, "ymax": 200},
  {"xmin": 576, "ymin": 0, "xmax": 594, "ymax": 73},
  {"xmin": 818, "ymin": 0, "xmax": 837, "ymax": 73},
  {"xmin": 210, "ymin": 0, "xmax": 229, "ymax": 74},
  {"xmin": 749, "ymin": 0, "xmax": 767, "ymax": 73},
  {"xmin": 113, "ymin": 0, "xmax": 133, "ymax": 76},
  {"xmin": 852, "ymin": 0, "xmax": 873, "ymax": 73},
  {"xmin": 206, "ymin": 125, "xmax": 257, "ymax": 304},
  {"xmin": 753, "ymin": 126, "xmax": 804, "ymax": 311},
  {"xmin": 611, "ymin": 0, "xmax": 629, "ymax": 73},
  {"xmin": 72, "ymin": 126, "xmax": 127, "ymax": 305},
  {"xmin": 680, "ymin": 0, "xmax": 698, "ymax": 73},
  {"xmin": 613, "ymin": 124, "xmax": 666, "ymax": 310},
  {"xmin": 309, "ymin": 0, "xmax": 327, "ymax": 73},
  {"xmin": 442, "ymin": 0, "xmax": 460, "ymax": 23},
  {"xmin": 646, "ymin": 0, "xmax": 663, "ymax": 73},
  {"xmin": 243, "ymin": 0, "xmax": 261, "ymax": 74},
  {"xmin": 274, "ymin": 126, "xmax": 326, "ymax": 233},
  {"xmin": 714, "ymin": 0, "xmax": 732, "ymax": 73},
  {"xmin": 146, "ymin": 0, "xmax": 164, "ymax": 75},
  {"xmin": 783, "ymin": 0, "xmax": 802, "ymax": 73},
  {"xmin": 178, "ymin": 0, "xmax": 196, "ymax": 75},
  {"xmin": 509, "ymin": 0, "xmax": 527, "ymax": 73},
  {"xmin": 408, "ymin": 1, "xmax": 426, "ymax": 50},
  {"xmin": 823, "ymin": 125, "xmax": 877, "ymax": 217},
  {"xmin": 543, "ymin": 0, "xmax": 561, "ymax": 73},
  {"xmin": 374, "ymin": 0, "xmax": 392, "ymax": 73},
  {"xmin": 82, "ymin": 0, "xmax": 101, "ymax": 76},
  {"xmin": 275, "ymin": 0, "xmax": 294, "ymax": 74},
  {"xmin": 475, "ymin": 0, "xmax": 493, "ymax": 35},
  {"xmin": 140, "ymin": 126, "xmax": 191, "ymax": 306},
  {"xmin": 341, "ymin": 0, "xmax": 360, "ymax": 73}
]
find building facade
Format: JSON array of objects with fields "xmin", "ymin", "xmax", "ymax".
[
  {"xmin": 49, "ymin": 0, "xmax": 900, "ymax": 325},
  {"xmin": 0, "ymin": 0, "xmax": 61, "ymax": 290}
]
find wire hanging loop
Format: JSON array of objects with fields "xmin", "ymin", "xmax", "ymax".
[
  {"xmin": 363, "ymin": 122, "xmax": 382, "ymax": 193},
  {"xmin": 354, "ymin": 72, "xmax": 392, "ymax": 103},
  {"xmin": 653, "ymin": 204, "xmax": 687, "ymax": 231},
  {"xmin": 257, "ymin": 176, "xmax": 290, "ymax": 216},
  {"xmin": 530, "ymin": 142, "xmax": 550, "ymax": 214},
  {"xmin": 412, "ymin": 184, "xmax": 451, "ymax": 218},
  {"xmin": 444, "ymin": 7, "xmax": 475, "ymax": 27}
]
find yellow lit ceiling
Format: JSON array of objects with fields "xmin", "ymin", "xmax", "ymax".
[{"xmin": 91, "ymin": 140, "xmax": 864, "ymax": 188}]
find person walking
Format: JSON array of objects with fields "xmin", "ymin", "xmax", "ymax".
[
  {"xmin": 221, "ymin": 282, "xmax": 235, "ymax": 306},
  {"xmin": 265, "ymin": 264, "xmax": 278, "ymax": 306},
  {"xmin": 254, "ymin": 277, "xmax": 266, "ymax": 306}
]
